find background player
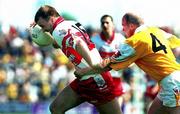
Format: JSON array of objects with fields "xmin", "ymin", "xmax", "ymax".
[{"xmin": 91, "ymin": 14, "xmax": 125, "ymax": 106}]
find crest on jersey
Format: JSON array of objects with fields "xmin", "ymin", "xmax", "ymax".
[
  {"xmin": 58, "ymin": 29, "xmax": 67, "ymax": 37},
  {"xmin": 173, "ymin": 87, "xmax": 180, "ymax": 106}
]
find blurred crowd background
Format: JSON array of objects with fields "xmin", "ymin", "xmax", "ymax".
[{"xmin": 1, "ymin": 0, "xmax": 180, "ymax": 114}]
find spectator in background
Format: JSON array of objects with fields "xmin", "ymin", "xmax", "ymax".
[
  {"xmin": 6, "ymin": 83, "xmax": 18, "ymax": 101},
  {"xmin": 0, "ymin": 67, "xmax": 8, "ymax": 103}
]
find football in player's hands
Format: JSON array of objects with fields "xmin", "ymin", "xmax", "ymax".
[{"xmin": 29, "ymin": 24, "xmax": 54, "ymax": 46}]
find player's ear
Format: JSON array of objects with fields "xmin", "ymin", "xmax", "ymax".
[
  {"xmin": 129, "ymin": 23, "xmax": 134, "ymax": 29},
  {"xmin": 129, "ymin": 23, "xmax": 137, "ymax": 31},
  {"xmin": 49, "ymin": 16, "xmax": 55, "ymax": 23},
  {"xmin": 30, "ymin": 22, "xmax": 37, "ymax": 28}
]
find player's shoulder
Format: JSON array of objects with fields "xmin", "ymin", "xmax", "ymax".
[
  {"xmin": 134, "ymin": 25, "xmax": 159, "ymax": 35},
  {"xmin": 53, "ymin": 20, "xmax": 77, "ymax": 37},
  {"xmin": 55, "ymin": 20, "xmax": 73, "ymax": 29}
]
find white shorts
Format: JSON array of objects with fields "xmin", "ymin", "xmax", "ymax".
[{"xmin": 157, "ymin": 70, "xmax": 180, "ymax": 107}]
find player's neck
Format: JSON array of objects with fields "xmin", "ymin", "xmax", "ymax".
[{"xmin": 103, "ymin": 31, "xmax": 113, "ymax": 39}]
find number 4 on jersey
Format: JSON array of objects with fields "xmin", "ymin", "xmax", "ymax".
[{"xmin": 150, "ymin": 33, "xmax": 167, "ymax": 54}]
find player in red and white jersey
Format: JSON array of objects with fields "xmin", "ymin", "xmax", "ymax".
[
  {"xmin": 91, "ymin": 15, "xmax": 126, "ymax": 103},
  {"xmin": 33, "ymin": 5, "xmax": 122, "ymax": 114}
]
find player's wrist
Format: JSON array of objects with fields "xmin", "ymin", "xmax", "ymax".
[
  {"xmin": 74, "ymin": 70, "xmax": 83, "ymax": 79},
  {"xmin": 100, "ymin": 58, "xmax": 111, "ymax": 68}
]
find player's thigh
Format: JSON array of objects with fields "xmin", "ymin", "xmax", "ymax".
[
  {"xmin": 50, "ymin": 85, "xmax": 84, "ymax": 111},
  {"xmin": 96, "ymin": 98, "xmax": 122, "ymax": 114},
  {"xmin": 148, "ymin": 96, "xmax": 168, "ymax": 114}
]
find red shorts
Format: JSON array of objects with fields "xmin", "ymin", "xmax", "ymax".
[
  {"xmin": 70, "ymin": 71, "xmax": 120, "ymax": 106},
  {"xmin": 112, "ymin": 77, "xmax": 124, "ymax": 95}
]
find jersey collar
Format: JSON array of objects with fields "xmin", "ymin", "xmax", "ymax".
[
  {"xmin": 53, "ymin": 16, "xmax": 65, "ymax": 30},
  {"xmin": 135, "ymin": 24, "xmax": 148, "ymax": 33},
  {"xmin": 100, "ymin": 30, "xmax": 115, "ymax": 44}
]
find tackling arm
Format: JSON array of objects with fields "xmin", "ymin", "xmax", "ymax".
[{"xmin": 74, "ymin": 58, "xmax": 112, "ymax": 78}]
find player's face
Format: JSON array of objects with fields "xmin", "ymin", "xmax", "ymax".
[
  {"xmin": 122, "ymin": 18, "xmax": 134, "ymax": 38},
  {"xmin": 37, "ymin": 17, "xmax": 53, "ymax": 32},
  {"xmin": 101, "ymin": 17, "xmax": 114, "ymax": 34}
]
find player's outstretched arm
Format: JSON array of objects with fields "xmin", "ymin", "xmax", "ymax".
[{"xmin": 74, "ymin": 58, "xmax": 112, "ymax": 79}]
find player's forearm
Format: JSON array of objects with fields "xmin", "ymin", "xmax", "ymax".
[
  {"xmin": 94, "ymin": 58, "xmax": 111, "ymax": 69},
  {"xmin": 74, "ymin": 58, "xmax": 111, "ymax": 78},
  {"xmin": 74, "ymin": 67, "xmax": 98, "ymax": 78},
  {"xmin": 74, "ymin": 67, "xmax": 110, "ymax": 79}
]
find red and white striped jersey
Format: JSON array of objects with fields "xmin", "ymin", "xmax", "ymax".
[{"xmin": 52, "ymin": 17, "xmax": 97, "ymax": 71}]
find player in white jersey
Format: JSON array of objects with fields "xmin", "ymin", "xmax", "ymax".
[
  {"xmin": 91, "ymin": 15, "xmax": 125, "ymax": 104},
  {"xmin": 33, "ymin": 5, "xmax": 122, "ymax": 114}
]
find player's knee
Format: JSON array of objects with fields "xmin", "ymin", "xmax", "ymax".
[
  {"xmin": 49, "ymin": 102, "xmax": 56, "ymax": 114},
  {"xmin": 49, "ymin": 101, "xmax": 65, "ymax": 114}
]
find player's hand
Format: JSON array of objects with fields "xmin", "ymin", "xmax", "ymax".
[
  {"xmin": 100, "ymin": 58, "xmax": 111, "ymax": 67},
  {"xmin": 30, "ymin": 22, "xmax": 36, "ymax": 28},
  {"xmin": 109, "ymin": 51, "xmax": 121, "ymax": 63},
  {"xmin": 27, "ymin": 22, "xmax": 37, "ymax": 33},
  {"xmin": 74, "ymin": 71, "xmax": 82, "ymax": 79},
  {"xmin": 74, "ymin": 67, "xmax": 84, "ymax": 79}
]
